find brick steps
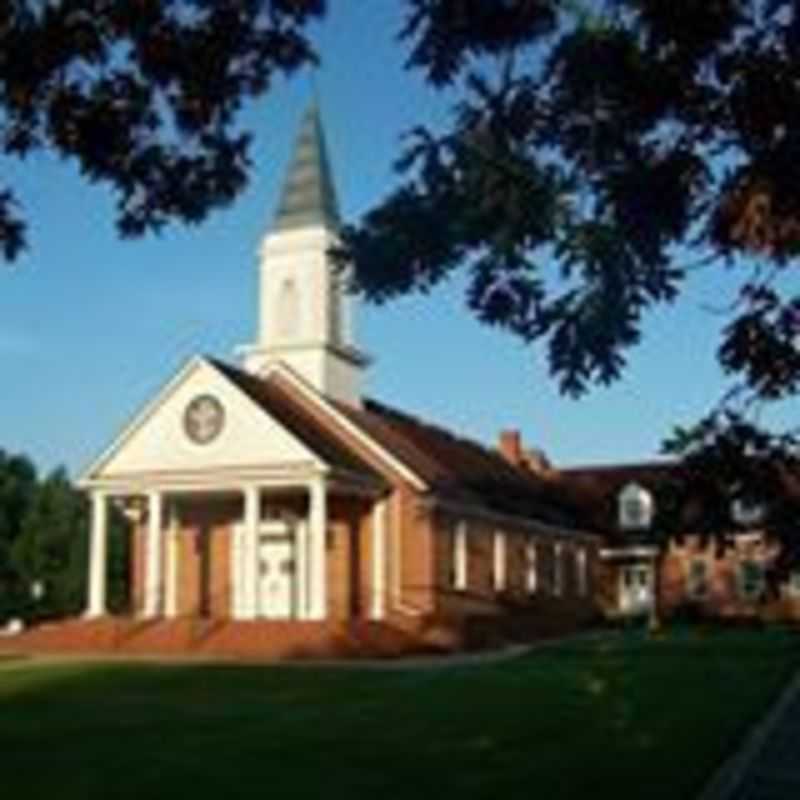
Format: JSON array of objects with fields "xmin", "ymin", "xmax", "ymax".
[{"xmin": 0, "ymin": 616, "xmax": 454, "ymax": 661}]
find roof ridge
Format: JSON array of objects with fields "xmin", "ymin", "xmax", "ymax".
[
  {"xmin": 560, "ymin": 459, "xmax": 677, "ymax": 474},
  {"xmin": 363, "ymin": 396, "xmax": 538, "ymax": 476}
]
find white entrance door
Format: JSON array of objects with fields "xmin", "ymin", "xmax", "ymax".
[
  {"xmin": 619, "ymin": 564, "xmax": 654, "ymax": 615},
  {"xmin": 257, "ymin": 533, "xmax": 295, "ymax": 619}
]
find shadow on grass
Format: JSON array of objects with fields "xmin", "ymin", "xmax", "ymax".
[{"xmin": 0, "ymin": 628, "xmax": 797, "ymax": 800}]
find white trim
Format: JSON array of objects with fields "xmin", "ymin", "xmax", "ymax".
[
  {"xmin": 308, "ymin": 477, "xmax": 327, "ymax": 619},
  {"xmin": 82, "ymin": 466, "xmax": 325, "ymax": 495},
  {"xmin": 164, "ymin": 501, "xmax": 179, "ymax": 619},
  {"xmin": 453, "ymin": 522, "xmax": 468, "ymax": 592},
  {"xmin": 371, "ymin": 497, "xmax": 388, "ymax": 619},
  {"xmin": 618, "ymin": 563, "xmax": 655, "ymax": 615},
  {"xmin": 82, "ymin": 354, "xmax": 426, "ymax": 492},
  {"xmin": 618, "ymin": 482, "xmax": 654, "ymax": 531},
  {"xmin": 253, "ymin": 520, "xmax": 295, "ymax": 619},
  {"xmin": 600, "ymin": 546, "xmax": 660, "ymax": 560},
  {"xmin": 78, "ymin": 356, "xmax": 328, "ymax": 487},
  {"xmin": 78, "ymin": 356, "xmax": 204, "ymax": 485},
  {"xmin": 242, "ymin": 486, "xmax": 260, "ymax": 620},
  {"xmin": 143, "ymin": 491, "xmax": 164, "ymax": 618},
  {"xmin": 731, "ymin": 498, "xmax": 766, "ymax": 527},
  {"xmin": 86, "ymin": 491, "xmax": 108, "ymax": 618},
  {"xmin": 255, "ymin": 362, "xmax": 428, "ymax": 491},
  {"xmin": 553, "ymin": 542, "xmax": 564, "ymax": 597},
  {"xmin": 493, "ymin": 530, "xmax": 507, "ymax": 593},
  {"xmin": 525, "ymin": 539, "xmax": 538, "ymax": 594},
  {"xmin": 576, "ymin": 546, "xmax": 588, "ymax": 597}
]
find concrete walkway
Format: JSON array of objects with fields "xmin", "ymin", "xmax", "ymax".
[{"xmin": 699, "ymin": 671, "xmax": 800, "ymax": 800}]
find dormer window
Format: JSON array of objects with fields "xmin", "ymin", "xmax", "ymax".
[
  {"xmin": 618, "ymin": 483, "xmax": 654, "ymax": 531},
  {"xmin": 730, "ymin": 498, "xmax": 766, "ymax": 527}
]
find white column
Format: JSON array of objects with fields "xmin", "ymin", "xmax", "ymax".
[
  {"xmin": 86, "ymin": 491, "xmax": 108, "ymax": 618},
  {"xmin": 243, "ymin": 485, "xmax": 260, "ymax": 620},
  {"xmin": 370, "ymin": 497, "xmax": 387, "ymax": 620},
  {"xmin": 308, "ymin": 478, "xmax": 327, "ymax": 620},
  {"xmin": 144, "ymin": 491, "xmax": 164, "ymax": 618},
  {"xmin": 164, "ymin": 501, "xmax": 179, "ymax": 619},
  {"xmin": 295, "ymin": 519, "xmax": 309, "ymax": 620}
]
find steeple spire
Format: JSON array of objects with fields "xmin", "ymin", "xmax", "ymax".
[
  {"xmin": 273, "ymin": 103, "xmax": 340, "ymax": 233},
  {"xmin": 241, "ymin": 101, "xmax": 371, "ymax": 405}
]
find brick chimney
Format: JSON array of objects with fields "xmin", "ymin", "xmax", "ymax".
[{"xmin": 498, "ymin": 430, "xmax": 523, "ymax": 466}]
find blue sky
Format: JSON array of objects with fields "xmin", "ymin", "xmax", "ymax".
[{"xmin": 0, "ymin": 5, "xmax": 790, "ymax": 477}]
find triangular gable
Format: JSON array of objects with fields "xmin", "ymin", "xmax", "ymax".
[{"xmin": 80, "ymin": 357, "xmax": 322, "ymax": 483}]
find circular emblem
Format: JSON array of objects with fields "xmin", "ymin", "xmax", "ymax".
[{"xmin": 184, "ymin": 394, "xmax": 225, "ymax": 445}]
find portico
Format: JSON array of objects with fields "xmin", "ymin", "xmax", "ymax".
[{"xmin": 85, "ymin": 468, "xmax": 389, "ymax": 624}]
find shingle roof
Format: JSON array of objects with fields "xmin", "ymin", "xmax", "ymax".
[
  {"xmin": 210, "ymin": 359, "xmax": 377, "ymax": 478},
  {"xmin": 273, "ymin": 103, "xmax": 340, "ymax": 233},
  {"xmin": 333, "ymin": 398, "xmax": 578, "ymax": 526}
]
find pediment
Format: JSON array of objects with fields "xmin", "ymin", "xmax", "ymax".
[{"xmin": 83, "ymin": 357, "xmax": 320, "ymax": 481}]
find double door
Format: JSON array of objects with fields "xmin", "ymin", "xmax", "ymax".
[
  {"xmin": 232, "ymin": 520, "xmax": 302, "ymax": 619},
  {"xmin": 256, "ymin": 532, "xmax": 295, "ymax": 619}
]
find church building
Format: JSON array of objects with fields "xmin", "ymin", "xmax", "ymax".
[
  {"xmin": 71, "ymin": 105, "xmax": 600, "ymax": 656},
  {"xmin": 6, "ymin": 104, "xmax": 794, "ymax": 660}
]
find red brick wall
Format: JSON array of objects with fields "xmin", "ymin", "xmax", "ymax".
[
  {"xmin": 357, "ymin": 499, "xmax": 375, "ymax": 618},
  {"xmin": 129, "ymin": 522, "xmax": 146, "ymax": 615},
  {"xmin": 390, "ymin": 486, "xmax": 436, "ymax": 615},
  {"xmin": 658, "ymin": 534, "xmax": 785, "ymax": 620},
  {"xmin": 128, "ymin": 499, "xmax": 240, "ymax": 619},
  {"xmin": 326, "ymin": 496, "xmax": 367, "ymax": 621},
  {"xmin": 427, "ymin": 509, "xmax": 600, "ymax": 643}
]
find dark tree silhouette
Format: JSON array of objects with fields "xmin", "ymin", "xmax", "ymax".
[
  {"xmin": 337, "ymin": 0, "xmax": 800, "ymax": 543},
  {"xmin": 0, "ymin": 0, "xmax": 323, "ymax": 260},
  {"xmin": 3, "ymin": 2, "xmax": 799, "ymax": 547}
]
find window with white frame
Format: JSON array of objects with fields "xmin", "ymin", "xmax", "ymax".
[
  {"xmin": 493, "ymin": 531, "xmax": 507, "ymax": 592},
  {"xmin": 553, "ymin": 542, "xmax": 564, "ymax": 597},
  {"xmin": 686, "ymin": 558, "xmax": 709, "ymax": 599},
  {"xmin": 525, "ymin": 539, "xmax": 538, "ymax": 594},
  {"xmin": 618, "ymin": 483, "xmax": 654, "ymax": 531},
  {"xmin": 576, "ymin": 546, "xmax": 588, "ymax": 597},
  {"xmin": 730, "ymin": 498, "xmax": 766, "ymax": 527},
  {"xmin": 738, "ymin": 560, "xmax": 765, "ymax": 600},
  {"xmin": 789, "ymin": 571, "xmax": 800, "ymax": 596},
  {"xmin": 453, "ymin": 522, "xmax": 468, "ymax": 591}
]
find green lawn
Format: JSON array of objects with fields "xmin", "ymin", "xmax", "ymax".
[{"xmin": 1, "ymin": 629, "xmax": 797, "ymax": 800}]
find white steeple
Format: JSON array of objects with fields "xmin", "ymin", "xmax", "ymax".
[{"xmin": 240, "ymin": 104, "xmax": 370, "ymax": 406}]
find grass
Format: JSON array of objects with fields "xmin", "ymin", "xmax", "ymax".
[{"xmin": 1, "ymin": 628, "xmax": 798, "ymax": 800}]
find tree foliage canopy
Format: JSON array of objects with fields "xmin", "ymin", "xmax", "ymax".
[
  {"xmin": 0, "ymin": 0, "xmax": 323, "ymax": 259},
  {"xmin": 2, "ymin": 1, "xmax": 800, "ymax": 537},
  {"xmin": 337, "ymin": 0, "xmax": 800, "ymax": 529},
  {"xmin": 0, "ymin": 449, "xmax": 127, "ymax": 620}
]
